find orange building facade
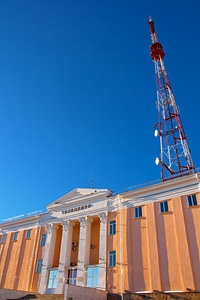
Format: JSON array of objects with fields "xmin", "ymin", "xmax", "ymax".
[{"xmin": 0, "ymin": 174, "xmax": 200, "ymax": 297}]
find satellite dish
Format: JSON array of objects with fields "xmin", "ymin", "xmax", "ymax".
[
  {"xmin": 155, "ymin": 157, "xmax": 160, "ymax": 165},
  {"xmin": 154, "ymin": 129, "xmax": 159, "ymax": 137}
]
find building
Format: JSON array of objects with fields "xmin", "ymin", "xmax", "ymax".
[{"xmin": 1, "ymin": 173, "xmax": 200, "ymax": 298}]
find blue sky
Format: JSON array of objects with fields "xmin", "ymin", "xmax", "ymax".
[{"xmin": 1, "ymin": 0, "xmax": 200, "ymax": 222}]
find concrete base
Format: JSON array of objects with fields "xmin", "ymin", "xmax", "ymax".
[
  {"xmin": 0, "ymin": 288, "xmax": 29, "ymax": 300},
  {"xmin": 64, "ymin": 284, "xmax": 107, "ymax": 300}
]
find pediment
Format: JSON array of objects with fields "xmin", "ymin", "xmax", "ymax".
[{"xmin": 47, "ymin": 188, "xmax": 112, "ymax": 211}]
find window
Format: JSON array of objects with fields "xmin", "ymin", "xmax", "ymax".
[
  {"xmin": 13, "ymin": 232, "xmax": 18, "ymax": 241},
  {"xmin": 47, "ymin": 269, "xmax": 58, "ymax": 289},
  {"xmin": 109, "ymin": 220, "xmax": 116, "ymax": 235},
  {"xmin": 135, "ymin": 206, "xmax": 142, "ymax": 218},
  {"xmin": 25, "ymin": 229, "xmax": 31, "ymax": 239},
  {"xmin": 1, "ymin": 234, "xmax": 6, "ymax": 243},
  {"xmin": 87, "ymin": 267, "xmax": 99, "ymax": 288},
  {"xmin": 36, "ymin": 259, "xmax": 43, "ymax": 273},
  {"xmin": 160, "ymin": 201, "xmax": 169, "ymax": 213},
  {"xmin": 109, "ymin": 250, "xmax": 116, "ymax": 267},
  {"xmin": 68, "ymin": 269, "xmax": 77, "ymax": 285},
  {"xmin": 40, "ymin": 234, "xmax": 47, "ymax": 246},
  {"xmin": 188, "ymin": 194, "xmax": 198, "ymax": 207}
]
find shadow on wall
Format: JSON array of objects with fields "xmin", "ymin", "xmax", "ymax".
[
  {"xmin": 18, "ymin": 295, "xmax": 37, "ymax": 299},
  {"xmin": 17, "ymin": 294, "xmax": 64, "ymax": 300}
]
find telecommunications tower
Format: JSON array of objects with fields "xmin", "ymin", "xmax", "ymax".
[{"xmin": 148, "ymin": 17, "xmax": 195, "ymax": 181}]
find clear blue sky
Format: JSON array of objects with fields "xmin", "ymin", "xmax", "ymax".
[{"xmin": 1, "ymin": 0, "xmax": 200, "ymax": 222}]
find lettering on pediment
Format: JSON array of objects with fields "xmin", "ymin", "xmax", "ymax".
[{"xmin": 62, "ymin": 204, "xmax": 92, "ymax": 215}]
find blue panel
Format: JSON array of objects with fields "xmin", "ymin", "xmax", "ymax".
[
  {"xmin": 93, "ymin": 267, "xmax": 98, "ymax": 276},
  {"xmin": 87, "ymin": 268, "xmax": 93, "ymax": 276},
  {"xmin": 87, "ymin": 277, "xmax": 92, "ymax": 287},
  {"xmin": 93, "ymin": 276, "xmax": 98, "ymax": 287}
]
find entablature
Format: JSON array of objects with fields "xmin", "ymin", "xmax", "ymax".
[{"xmin": 108, "ymin": 173, "xmax": 200, "ymax": 211}]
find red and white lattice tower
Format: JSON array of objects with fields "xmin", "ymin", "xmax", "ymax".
[{"xmin": 148, "ymin": 17, "xmax": 195, "ymax": 181}]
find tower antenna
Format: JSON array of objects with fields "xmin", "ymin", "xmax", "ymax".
[{"xmin": 148, "ymin": 17, "xmax": 196, "ymax": 181}]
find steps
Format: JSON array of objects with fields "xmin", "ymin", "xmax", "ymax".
[{"xmin": 18, "ymin": 294, "xmax": 64, "ymax": 300}]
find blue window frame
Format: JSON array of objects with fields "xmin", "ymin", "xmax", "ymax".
[
  {"xmin": 13, "ymin": 232, "xmax": 18, "ymax": 241},
  {"xmin": 87, "ymin": 267, "xmax": 99, "ymax": 288},
  {"xmin": 36, "ymin": 259, "xmax": 43, "ymax": 273},
  {"xmin": 47, "ymin": 269, "xmax": 58, "ymax": 289},
  {"xmin": 109, "ymin": 250, "xmax": 116, "ymax": 267},
  {"xmin": 25, "ymin": 229, "xmax": 31, "ymax": 239},
  {"xmin": 160, "ymin": 201, "xmax": 169, "ymax": 213},
  {"xmin": 68, "ymin": 269, "xmax": 77, "ymax": 285},
  {"xmin": 135, "ymin": 206, "xmax": 142, "ymax": 218},
  {"xmin": 109, "ymin": 220, "xmax": 116, "ymax": 235},
  {"xmin": 1, "ymin": 234, "xmax": 6, "ymax": 243},
  {"xmin": 188, "ymin": 194, "xmax": 198, "ymax": 207},
  {"xmin": 40, "ymin": 234, "xmax": 46, "ymax": 246}
]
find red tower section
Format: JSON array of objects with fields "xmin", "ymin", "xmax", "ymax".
[{"xmin": 148, "ymin": 17, "xmax": 195, "ymax": 181}]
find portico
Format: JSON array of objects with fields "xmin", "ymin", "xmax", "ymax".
[{"xmin": 38, "ymin": 188, "xmax": 112, "ymax": 294}]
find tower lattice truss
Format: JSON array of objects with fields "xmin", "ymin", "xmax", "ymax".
[{"xmin": 148, "ymin": 17, "xmax": 195, "ymax": 181}]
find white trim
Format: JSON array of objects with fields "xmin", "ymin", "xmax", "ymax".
[{"xmin": 108, "ymin": 173, "xmax": 200, "ymax": 212}]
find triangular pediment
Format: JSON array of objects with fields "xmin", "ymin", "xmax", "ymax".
[{"xmin": 47, "ymin": 188, "xmax": 112, "ymax": 211}]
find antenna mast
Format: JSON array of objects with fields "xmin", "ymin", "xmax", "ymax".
[
  {"xmin": 148, "ymin": 17, "xmax": 195, "ymax": 181},
  {"xmin": 91, "ymin": 171, "xmax": 95, "ymax": 188}
]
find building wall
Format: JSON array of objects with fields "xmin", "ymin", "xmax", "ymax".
[
  {"xmin": 0, "ymin": 226, "xmax": 46, "ymax": 292},
  {"xmin": 70, "ymin": 223, "xmax": 80, "ymax": 265},
  {"xmin": 32, "ymin": 226, "xmax": 46, "ymax": 291},
  {"xmin": 90, "ymin": 219, "xmax": 100, "ymax": 265},
  {"xmin": 53, "ymin": 224, "xmax": 62, "ymax": 268},
  {"xmin": 1, "ymin": 183, "xmax": 200, "ymax": 296},
  {"xmin": 107, "ymin": 191, "xmax": 200, "ymax": 294}
]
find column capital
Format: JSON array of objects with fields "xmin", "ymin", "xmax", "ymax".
[
  {"xmin": 62, "ymin": 220, "xmax": 75, "ymax": 231},
  {"xmin": 62, "ymin": 221, "xmax": 69, "ymax": 231},
  {"xmin": 98, "ymin": 212, "xmax": 107, "ymax": 224},
  {"xmin": 46, "ymin": 223, "xmax": 52, "ymax": 234},
  {"xmin": 79, "ymin": 217, "xmax": 87, "ymax": 228},
  {"xmin": 46, "ymin": 223, "xmax": 59, "ymax": 234}
]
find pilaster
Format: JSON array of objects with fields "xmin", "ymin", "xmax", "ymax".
[
  {"xmin": 98, "ymin": 212, "xmax": 107, "ymax": 289},
  {"xmin": 77, "ymin": 217, "xmax": 92, "ymax": 286},
  {"xmin": 56, "ymin": 221, "xmax": 74, "ymax": 294},
  {"xmin": 38, "ymin": 223, "xmax": 58, "ymax": 294}
]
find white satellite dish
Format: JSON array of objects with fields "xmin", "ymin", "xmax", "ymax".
[
  {"xmin": 154, "ymin": 129, "xmax": 159, "ymax": 137},
  {"xmin": 155, "ymin": 157, "xmax": 160, "ymax": 165}
]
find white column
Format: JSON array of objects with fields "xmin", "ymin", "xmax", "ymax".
[
  {"xmin": 38, "ymin": 223, "xmax": 58, "ymax": 294},
  {"xmin": 56, "ymin": 221, "xmax": 74, "ymax": 294},
  {"xmin": 77, "ymin": 217, "xmax": 91, "ymax": 286},
  {"xmin": 98, "ymin": 212, "xmax": 107, "ymax": 289}
]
